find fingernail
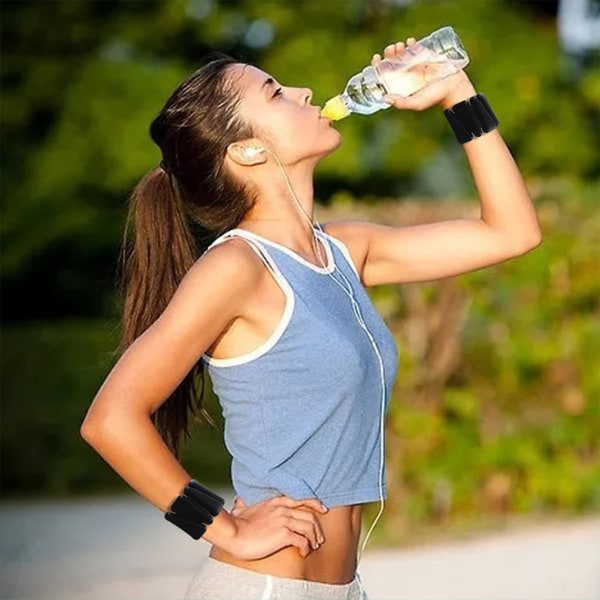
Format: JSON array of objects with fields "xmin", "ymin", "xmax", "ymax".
[{"xmin": 321, "ymin": 503, "xmax": 328, "ymax": 511}]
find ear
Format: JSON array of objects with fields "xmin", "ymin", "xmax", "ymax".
[{"xmin": 226, "ymin": 140, "xmax": 267, "ymax": 166}]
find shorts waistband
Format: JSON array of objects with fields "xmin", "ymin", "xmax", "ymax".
[{"xmin": 206, "ymin": 555, "xmax": 360, "ymax": 595}]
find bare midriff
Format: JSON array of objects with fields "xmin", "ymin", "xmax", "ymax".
[{"xmin": 209, "ymin": 503, "xmax": 363, "ymax": 584}]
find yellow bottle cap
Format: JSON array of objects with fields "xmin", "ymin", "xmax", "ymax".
[{"xmin": 320, "ymin": 95, "xmax": 350, "ymax": 121}]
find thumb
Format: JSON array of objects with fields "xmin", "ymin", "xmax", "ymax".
[
  {"xmin": 230, "ymin": 496, "xmax": 245, "ymax": 517},
  {"xmin": 383, "ymin": 92, "xmax": 425, "ymax": 112},
  {"xmin": 383, "ymin": 93, "xmax": 410, "ymax": 106}
]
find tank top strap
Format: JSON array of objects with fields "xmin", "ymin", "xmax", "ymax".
[{"xmin": 204, "ymin": 229, "xmax": 280, "ymax": 281}]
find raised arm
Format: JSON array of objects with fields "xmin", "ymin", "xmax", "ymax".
[
  {"xmin": 80, "ymin": 238, "xmax": 263, "ymax": 550},
  {"xmin": 324, "ymin": 39, "xmax": 542, "ymax": 287}
]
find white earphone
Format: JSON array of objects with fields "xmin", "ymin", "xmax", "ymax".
[
  {"xmin": 252, "ymin": 145, "xmax": 387, "ymax": 582},
  {"xmin": 243, "ymin": 146, "xmax": 266, "ymax": 159}
]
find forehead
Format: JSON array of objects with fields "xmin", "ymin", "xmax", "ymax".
[{"xmin": 229, "ymin": 63, "xmax": 275, "ymax": 95}]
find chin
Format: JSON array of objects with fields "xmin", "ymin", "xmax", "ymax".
[
  {"xmin": 322, "ymin": 131, "xmax": 343, "ymax": 153},
  {"xmin": 306, "ymin": 133, "xmax": 342, "ymax": 162}
]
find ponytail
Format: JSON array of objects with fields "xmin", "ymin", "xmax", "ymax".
[{"xmin": 115, "ymin": 165, "xmax": 217, "ymax": 460}]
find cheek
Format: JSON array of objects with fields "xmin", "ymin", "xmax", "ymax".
[
  {"xmin": 276, "ymin": 111, "xmax": 308, "ymax": 138},
  {"xmin": 261, "ymin": 110, "xmax": 327, "ymax": 157},
  {"xmin": 263, "ymin": 114, "xmax": 310, "ymax": 152},
  {"xmin": 257, "ymin": 112, "xmax": 293, "ymax": 144},
  {"xmin": 290, "ymin": 115, "xmax": 324, "ymax": 144}
]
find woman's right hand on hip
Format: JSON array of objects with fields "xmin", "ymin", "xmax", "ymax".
[{"xmin": 228, "ymin": 494, "xmax": 328, "ymax": 561}]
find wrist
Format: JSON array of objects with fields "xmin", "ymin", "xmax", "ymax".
[
  {"xmin": 443, "ymin": 92, "xmax": 500, "ymax": 144},
  {"xmin": 439, "ymin": 77, "xmax": 477, "ymax": 110},
  {"xmin": 202, "ymin": 507, "xmax": 239, "ymax": 551},
  {"xmin": 163, "ymin": 478, "xmax": 225, "ymax": 541}
]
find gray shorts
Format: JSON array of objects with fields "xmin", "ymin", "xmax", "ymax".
[{"xmin": 183, "ymin": 556, "xmax": 368, "ymax": 600}]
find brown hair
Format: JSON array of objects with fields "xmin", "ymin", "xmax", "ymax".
[{"xmin": 114, "ymin": 52, "xmax": 259, "ymax": 459}]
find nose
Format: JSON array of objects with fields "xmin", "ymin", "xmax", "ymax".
[{"xmin": 302, "ymin": 87, "xmax": 313, "ymax": 105}]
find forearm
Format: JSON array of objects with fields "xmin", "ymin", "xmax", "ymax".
[
  {"xmin": 81, "ymin": 414, "xmax": 238, "ymax": 550},
  {"xmin": 441, "ymin": 79, "xmax": 542, "ymax": 249}
]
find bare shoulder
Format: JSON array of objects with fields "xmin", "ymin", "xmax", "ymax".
[
  {"xmin": 157, "ymin": 235, "xmax": 268, "ymax": 338},
  {"xmin": 184, "ymin": 236, "xmax": 266, "ymax": 303},
  {"xmin": 195, "ymin": 235, "xmax": 265, "ymax": 274}
]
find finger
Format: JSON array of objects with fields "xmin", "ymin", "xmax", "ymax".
[
  {"xmin": 407, "ymin": 37, "xmax": 417, "ymax": 45},
  {"xmin": 231, "ymin": 499, "xmax": 245, "ymax": 516},
  {"xmin": 280, "ymin": 496, "xmax": 328, "ymax": 514},
  {"xmin": 371, "ymin": 52, "xmax": 382, "ymax": 66},
  {"xmin": 390, "ymin": 94, "xmax": 426, "ymax": 111},
  {"xmin": 287, "ymin": 531, "xmax": 311, "ymax": 558},
  {"xmin": 394, "ymin": 41, "xmax": 405, "ymax": 53},
  {"xmin": 383, "ymin": 93, "xmax": 415, "ymax": 110},
  {"xmin": 290, "ymin": 500, "xmax": 327, "ymax": 541},
  {"xmin": 383, "ymin": 43, "xmax": 396, "ymax": 58},
  {"xmin": 383, "ymin": 93, "xmax": 412, "ymax": 106},
  {"xmin": 291, "ymin": 508, "xmax": 326, "ymax": 544},
  {"xmin": 285, "ymin": 513, "xmax": 322, "ymax": 549}
]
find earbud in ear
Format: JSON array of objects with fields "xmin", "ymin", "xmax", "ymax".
[{"xmin": 244, "ymin": 146, "xmax": 266, "ymax": 159}]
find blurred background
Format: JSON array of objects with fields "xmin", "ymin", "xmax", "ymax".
[{"xmin": 1, "ymin": 0, "xmax": 599, "ymax": 598}]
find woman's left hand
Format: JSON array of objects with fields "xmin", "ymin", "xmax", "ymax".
[{"xmin": 372, "ymin": 37, "xmax": 477, "ymax": 112}]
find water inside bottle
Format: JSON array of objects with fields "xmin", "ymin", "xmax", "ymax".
[{"xmin": 377, "ymin": 49, "xmax": 459, "ymax": 98}]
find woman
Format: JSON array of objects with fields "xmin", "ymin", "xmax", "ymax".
[{"xmin": 80, "ymin": 37, "xmax": 542, "ymax": 600}]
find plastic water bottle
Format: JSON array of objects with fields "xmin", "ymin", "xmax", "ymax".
[{"xmin": 321, "ymin": 26, "xmax": 469, "ymax": 121}]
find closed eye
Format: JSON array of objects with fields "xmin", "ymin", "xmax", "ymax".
[{"xmin": 273, "ymin": 87, "xmax": 283, "ymax": 97}]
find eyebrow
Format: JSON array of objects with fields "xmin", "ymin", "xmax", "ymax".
[{"xmin": 261, "ymin": 77, "xmax": 276, "ymax": 92}]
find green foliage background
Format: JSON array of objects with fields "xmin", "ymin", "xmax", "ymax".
[{"xmin": 2, "ymin": 0, "xmax": 598, "ymax": 540}]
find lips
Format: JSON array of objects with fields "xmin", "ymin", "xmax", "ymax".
[{"xmin": 315, "ymin": 107, "xmax": 332, "ymax": 123}]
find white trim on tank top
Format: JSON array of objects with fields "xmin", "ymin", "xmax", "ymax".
[
  {"xmin": 201, "ymin": 232, "xmax": 296, "ymax": 367},
  {"xmin": 224, "ymin": 227, "xmax": 336, "ymax": 274},
  {"xmin": 321, "ymin": 231, "xmax": 361, "ymax": 280}
]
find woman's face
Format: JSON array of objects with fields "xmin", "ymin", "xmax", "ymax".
[{"xmin": 230, "ymin": 63, "xmax": 342, "ymax": 163}]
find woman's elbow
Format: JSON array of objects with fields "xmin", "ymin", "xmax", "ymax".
[
  {"xmin": 80, "ymin": 407, "xmax": 115, "ymax": 444},
  {"xmin": 80, "ymin": 418, "xmax": 103, "ymax": 444},
  {"xmin": 525, "ymin": 226, "xmax": 543, "ymax": 251},
  {"xmin": 513, "ymin": 227, "xmax": 543, "ymax": 255}
]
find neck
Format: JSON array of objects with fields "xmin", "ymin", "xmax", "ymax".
[{"xmin": 238, "ymin": 160, "xmax": 319, "ymax": 253}]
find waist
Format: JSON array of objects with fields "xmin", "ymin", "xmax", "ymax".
[{"xmin": 208, "ymin": 503, "xmax": 363, "ymax": 585}]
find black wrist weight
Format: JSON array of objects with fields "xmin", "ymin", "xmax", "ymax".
[
  {"xmin": 164, "ymin": 479, "xmax": 225, "ymax": 540},
  {"xmin": 444, "ymin": 93, "xmax": 499, "ymax": 144}
]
